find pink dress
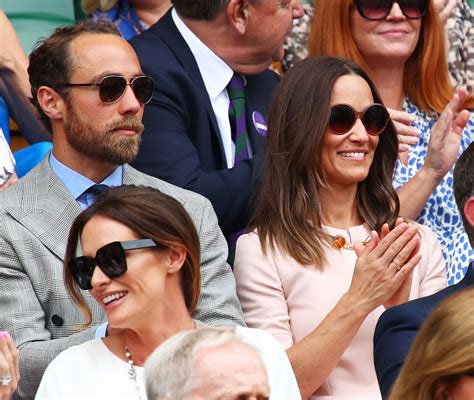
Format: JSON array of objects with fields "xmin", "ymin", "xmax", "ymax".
[{"xmin": 234, "ymin": 224, "xmax": 447, "ymax": 400}]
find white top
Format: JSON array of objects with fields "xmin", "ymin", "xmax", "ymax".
[
  {"xmin": 36, "ymin": 326, "xmax": 301, "ymax": 400},
  {"xmin": 172, "ymin": 9, "xmax": 245, "ymax": 168}
]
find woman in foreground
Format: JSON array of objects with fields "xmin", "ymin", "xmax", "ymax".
[
  {"xmin": 234, "ymin": 56, "xmax": 447, "ymax": 399},
  {"xmin": 390, "ymin": 288, "xmax": 474, "ymax": 400},
  {"xmin": 36, "ymin": 185, "xmax": 299, "ymax": 399}
]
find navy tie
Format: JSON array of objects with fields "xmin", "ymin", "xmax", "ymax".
[{"xmin": 84, "ymin": 184, "xmax": 109, "ymax": 207}]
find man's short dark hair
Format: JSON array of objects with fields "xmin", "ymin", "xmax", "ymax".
[
  {"xmin": 28, "ymin": 21, "xmax": 120, "ymax": 132},
  {"xmin": 171, "ymin": 0, "xmax": 229, "ymax": 20},
  {"xmin": 453, "ymin": 142, "xmax": 474, "ymax": 245}
]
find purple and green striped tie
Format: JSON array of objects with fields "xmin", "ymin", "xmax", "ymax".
[{"xmin": 227, "ymin": 73, "xmax": 250, "ymax": 163}]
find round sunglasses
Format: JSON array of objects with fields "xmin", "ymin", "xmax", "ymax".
[
  {"xmin": 329, "ymin": 103, "xmax": 390, "ymax": 135},
  {"xmin": 354, "ymin": 0, "xmax": 429, "ymax": 20},
  {"xmin": 69, "ymin": 239, "xmax": 162, "ymax": 290},
  {"xmin": 60, "ymin": 75, "xmax": 155, "ymax": 104}
]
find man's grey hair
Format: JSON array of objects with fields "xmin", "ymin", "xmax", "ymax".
[{"xmin": 144, "ymin": 327, "xmax": 261, "ymax": 399}]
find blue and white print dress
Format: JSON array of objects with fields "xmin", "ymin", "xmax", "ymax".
[{"xmin": 393, "ymin": 98, "xmax": 473, "ymax": 285}]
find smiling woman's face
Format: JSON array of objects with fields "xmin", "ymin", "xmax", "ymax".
[
  {"xmin": 81, "ymin": 215, "xmax": 170, "ymax": 329},
  {"xmin": 350, "ymin": 2, "xmax": 421, "ymax": 67},
  {"xmin": 320, "ymin": 74, "xmax": 379, "ymax": 188}
]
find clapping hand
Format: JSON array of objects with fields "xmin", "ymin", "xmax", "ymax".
[
  {"xmin": 350, "ymin": 222, "xmax": 421, "ymax": 314},
  {"xmin": 424, "ymin": 88, "xmax": 470, "ymax": 182}
]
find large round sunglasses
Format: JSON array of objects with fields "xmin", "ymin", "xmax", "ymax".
[
  {"xmin": 69, "ymin": 239, "xmax": 162, "ymax": 290},
  {"xmin": 60, "ymin": 75, "xmax": 155, "ymax": 104},
  {"xmin": 354, "ymin": 0, "xmax": 429, "ymax": 20},
  {"xmin": 329, "ymin": 103, "xmax": 390, "ymax": 135}
]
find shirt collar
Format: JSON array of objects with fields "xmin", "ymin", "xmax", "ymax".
[
  {"xmin": 49, "ymin": 152, "xmax": 123, "ymax": 201},
  {"xmin": 172, "ymin": 8, "xmax": 234, "ymax": 101}
]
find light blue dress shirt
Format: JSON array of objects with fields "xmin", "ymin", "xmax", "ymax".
[{"xmin": 49, "ymin": 153, "xmax": 123, "ymax": 209}]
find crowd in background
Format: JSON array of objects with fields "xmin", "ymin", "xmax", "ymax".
[{"xmin": 0, "ymin": 1, "xmax": 473, "ymax": 399}]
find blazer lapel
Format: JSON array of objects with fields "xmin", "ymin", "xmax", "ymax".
[
  {"xmin": 5, "ymin": 158, "xmax": 81, "ymax": 261},
  {"xmin": 153, "ymin": 10, "xmax": 224, "ymax": 158}
]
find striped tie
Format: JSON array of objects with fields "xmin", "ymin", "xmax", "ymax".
[{"xmin": 227, "ymin": 73, "xmax": 250, "ymax": 163}]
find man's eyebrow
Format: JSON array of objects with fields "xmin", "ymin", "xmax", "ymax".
[{"xmin": 89, "ymin": 71, "xmax": 145, "ymax": 81}]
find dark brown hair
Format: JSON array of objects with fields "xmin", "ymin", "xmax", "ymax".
[
  {"xmin": 308, "ymin": 0, "xmax": 473, "ymax": 112},
  {"xmin": 251, "ymin": 56, "xmax": 399, "ymax": 268},
  {"xmin": 64, "ymin": 185, "xmax": 201, "ymax": 326},
  {"xmin": 28, "ymin": 21, "xmax": 120, "ymax": 131}
]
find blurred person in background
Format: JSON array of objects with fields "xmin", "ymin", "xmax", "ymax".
[
  {"xmin": 81, "ymin": 0, "xmax": 171, "ymax": 39},
  {"xmin": 389, "ymin": 287, "xmax": 474, "ymax": 400}
]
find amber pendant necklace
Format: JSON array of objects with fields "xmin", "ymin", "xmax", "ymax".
[{"xmin": 330, "ymin": 234, "xmax": 371, "ymax": 250}]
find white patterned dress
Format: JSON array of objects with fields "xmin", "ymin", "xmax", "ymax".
[{"xmin": 393, "ymin": 99, "xmax": 473, "ymax": 285}]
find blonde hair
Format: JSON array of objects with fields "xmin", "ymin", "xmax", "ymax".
[
  {"xmin": 389, "ymin": 288, "xmax": 474, "ymax": 400},
  {"xmin": 309, "ymin": 0, "xmax": 474, "ymax": 112},
  {"xmin": 81, "ymin": 0, "xmax": 116, "ymax": 14}
]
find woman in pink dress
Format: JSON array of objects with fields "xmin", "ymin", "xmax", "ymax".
[{"xmin": 234, "ymin": 56, "xmax": 447, "ymax": 400}]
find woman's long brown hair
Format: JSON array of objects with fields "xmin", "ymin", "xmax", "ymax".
[{"xmin": 250, "ymin": 56, "xmax": 399, "ymax": 269}]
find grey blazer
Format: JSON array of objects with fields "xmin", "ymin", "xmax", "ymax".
[{"xmin": 0, "ymin": 157, "xmax": 244, "ymax": 399}]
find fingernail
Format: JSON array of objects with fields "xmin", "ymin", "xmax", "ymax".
[
  {"xmin": 408, "ymin": 114, "xmax": 416, "ymax": 122},
  {"xmin": 0, "ymin": 331, "xmax": 6, "ymax": 339}
]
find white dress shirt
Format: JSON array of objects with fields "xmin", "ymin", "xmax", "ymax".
[{"xmin": 172, "ymin": 9, "xmax": 251, "ymax": 168}]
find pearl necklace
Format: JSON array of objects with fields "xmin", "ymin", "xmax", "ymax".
[{"xmin": 125, "ymin": 346, "xmax": 143, "ymax": 400}]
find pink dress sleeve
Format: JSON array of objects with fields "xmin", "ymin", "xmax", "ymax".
[{"xmin": 234, "ymin": 231, "xmax": 295, "ymax": 349}]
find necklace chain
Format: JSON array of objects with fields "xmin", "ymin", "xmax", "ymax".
[{"xmin": 125, "ymin": 346, "xmax": 143, "ymax": 400}]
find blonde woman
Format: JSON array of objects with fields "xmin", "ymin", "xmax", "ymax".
[{"xmin": 389, "ymin": 287, "xmax": 474, "ymax": 400}]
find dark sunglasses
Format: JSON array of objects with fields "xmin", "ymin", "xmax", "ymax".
[
  {"xmin": 69, "ymin": 239, "xmax": 160, "ymax": 290},
  {"xmin": 61, "ymin": 75, "xmax": 154, "ymax": 104},
  {"xmin": 354, "ymin": 0, "xmax": 429, "ymax": 20},
  {"xmin": 329, "ymin": 103, "xmax": 390, "ymax": 135}
]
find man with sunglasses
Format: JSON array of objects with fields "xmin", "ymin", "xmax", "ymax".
[
  {"xmin": 0, "ymin": 21, "xmax": 244, "ymax": 399},
  {"xmin": 374, "ymin": 142, "xmax": 474, "ymax": 398},
  {"xmin": 129, "ymin": 0, "xmax": 304, "ymax": 239}
]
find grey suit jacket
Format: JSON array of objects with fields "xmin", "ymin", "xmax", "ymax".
[{"xmin": 0, "ymin": 157, "xmax": 244, "ymax": 399}]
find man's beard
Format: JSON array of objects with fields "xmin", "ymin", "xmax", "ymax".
[{"xmin": 64, "ymin": 102, "xmax": 144, "ymax": 165}]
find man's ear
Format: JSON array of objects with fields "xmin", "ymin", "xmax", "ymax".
[
  {"xmin": 36, "ymin": 86, "xmax": 67, "ymax": 123},
  {"xmin": 226, "ymin": 0, "xmax": 250, "ymax": 35},
  {"xmin": 166, "ymin": 245, "xmax": 188, "ymax": 274},
  {"xmin": 464, "ymin": 196, "xmax": 474, "ymax": 228}
]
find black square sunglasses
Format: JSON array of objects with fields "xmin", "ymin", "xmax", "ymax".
[
  {"xmin": 60, "ymin": 75, "xmax": 154, "ymax": 104},
  {"xmin": 329, "ymin": 103, "xmax": 390, "ymax": 135},
  {"xmin": 69, "ymin": 239, "xmax": 162, "ymax": 290},
  {"xmin": 354, "ymin": 0, "xmax": 429, "ymax": 20}
]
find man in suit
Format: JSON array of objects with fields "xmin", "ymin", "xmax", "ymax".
[
  {"xmin": 130, "ymin": 0, "xmax": 304, "ymax": 237},
  {"xmin": 0, "ymin": 22, "xmax": 244, "ymax": 399},
  {"xmin": 374, "ymin": 141, "xmax": 474, "ymax": 398}
]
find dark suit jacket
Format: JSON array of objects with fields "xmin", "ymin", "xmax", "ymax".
[
  {"xmin": 129, "ymin": 10, "xmax": 279, "ymax": 237},
  {"xmin": 374, "ymin": 263, "xmax": 474, "ymax": 398}
]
